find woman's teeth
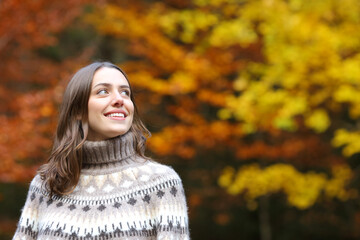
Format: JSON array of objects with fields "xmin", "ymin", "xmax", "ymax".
[{"xmin": 107, "ymin": 113, "xmax": 125, "ymax": 118}]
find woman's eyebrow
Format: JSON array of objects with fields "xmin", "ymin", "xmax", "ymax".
[{"xmin": 93, "ymin": 83, "xmax": 130, "ymax": 88}]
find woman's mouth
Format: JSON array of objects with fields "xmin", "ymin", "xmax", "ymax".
[{"xmin": 106, "ymin": 112, "xmax": 125, "ymax": 118}]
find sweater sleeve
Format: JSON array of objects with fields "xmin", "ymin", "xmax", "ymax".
[
  {"xmin": 13, "ymin": 178, "xmax": 40, "ymax": 240},
  {"xmin": 154, "ymin": 170, "xmax": 190, "ymax": 240}
]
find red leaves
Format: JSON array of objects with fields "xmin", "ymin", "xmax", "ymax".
[{"xmin": 0, "ymin": 0, "xmax": 94, "ymax": 183}]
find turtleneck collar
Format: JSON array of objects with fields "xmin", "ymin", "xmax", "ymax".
[{"xmin": 82, "ymin": 131, "xmax": 136, "ymax": 165}]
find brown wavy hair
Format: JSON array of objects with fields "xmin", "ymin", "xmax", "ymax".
[{"xmin": 39, "ymin": 62, "xmax": 150, "ymax": 197}]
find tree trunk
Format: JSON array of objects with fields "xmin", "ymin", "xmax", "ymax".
[{"xmin": 259, "ymin": 196, "xmax": 271, "ymax": 240}]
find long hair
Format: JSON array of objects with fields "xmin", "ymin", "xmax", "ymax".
[{"xmin": 39, "ymin": 62, "xmax": 150, "ymax": 197}]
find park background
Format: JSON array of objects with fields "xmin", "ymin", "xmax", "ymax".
[{"xmin": 1, "ymin": 0, "xmax": 360, "ymax": 239}]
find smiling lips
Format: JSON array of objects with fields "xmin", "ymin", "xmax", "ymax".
[{"xmin": 105, "ymin": 111, "xmax": 127, "ymax": 119}]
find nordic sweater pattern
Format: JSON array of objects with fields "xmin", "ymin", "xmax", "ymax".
[{"xmin": 13, "ymin": 132, "xmax": 190, "ymax": 240}]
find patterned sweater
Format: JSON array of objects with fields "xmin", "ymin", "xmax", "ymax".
[{"xmin": 13, "ymin": 132, "xmax": 190, "ymax": 240}]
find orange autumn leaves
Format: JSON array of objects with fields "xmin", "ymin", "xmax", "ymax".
[
  {"xmin": 2, "ymin": 0, "xmax": 360, "ymax": 213},
  {"xmin": 0, "ymin": 0, "xmax": 93, "ymax": 181},
  {"xmin": 86, "ymin": 0, "xmax": 360, "ymax": 210}
]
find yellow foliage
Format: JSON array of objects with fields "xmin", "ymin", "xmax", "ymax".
[
  {"xmin": 159, "ymin": 10, "xmax": 218, "ymax": 43},
  {"xmin": 333, "ymin": 85, "xmax": 360, "ymax": 103},
  {"xmin": 217, "ymin": 108, "xmax": 232, "ymax": 120},
  {"xmin": 209, "ymin": 19, "xmax": 257, "ymax": 47},
  {"xmin": 332, "ymin": 129, "xmax": 360, "ymax": 157},
  {"xmin": 86, "ymin": 0, "xmax": 360, "ymax": 158},
  {"xmin": 273, "ymin": 117, "xmax": 297, "ymax": 132},
  {"xmin": 168, "ymin": 71, "xmax": 197, "ymax": 94},
  {"xmin": 305, "ymin": 109, "xmax": 331, "ymax": 133},
  {"xmin": 219, "ymin": 163, "xmax": 355, "ymax": 210},
  {"xmin": 218, "ymin": 166, "xmax": 235, "ymax": 187},
  {"xmin": 194, "ymin": 0, "xmax": 238, "ymax": 7},
  {"xmin": 233, "ymin": 77, "xmax": 248, "ymax": 91}
]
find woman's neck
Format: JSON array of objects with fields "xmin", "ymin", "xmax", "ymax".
[{"xmin": 82, "ymin": 131, "xmax": 136, "ymax": 166}]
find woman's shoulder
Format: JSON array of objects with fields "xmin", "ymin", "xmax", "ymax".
[
  {"xmin": 73, "ymin": 159, "xmax": 184, "ymax": 201},
  {"xmin": 113, "ymin": 158, "xmax": 184, "ymax": 189},
  {"xmin": 25, "ymin": 174, "xmax": 50, "ymax": 196},
  {"xmin": 145, "ymin": 159, "xmax": 180, "ymax": 173},
  {"xmin": 127, "ymin": 160, "xmax": 187, "ymax": 201},
  {"xmin": 28, "ymin": 174, "xmax": 43, "ymax": 189},
  {"xmin": 135, "ymin": 159, "xmax": 183, "ymax": 181},
  {"xmin": 20, "ymin": 174, "xmax": 48, "ymax": 200}
]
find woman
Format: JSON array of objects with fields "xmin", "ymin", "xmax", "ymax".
[{"xmin": 13, "ymin": 62, "xmax": 190, "ymax": 240}]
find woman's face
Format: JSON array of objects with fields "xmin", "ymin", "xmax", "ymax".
[{"xmin": 87, "ymin": 67, "xmax": 134, "ymax": 141}]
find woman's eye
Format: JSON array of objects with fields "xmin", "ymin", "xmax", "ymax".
[
  {"xmin": 120, "ymin": 90, "xmax": 130, "ymax": 96},
  {"xmin": 97, "ymin": 89, "xmax": 108, "ymax": 95}
]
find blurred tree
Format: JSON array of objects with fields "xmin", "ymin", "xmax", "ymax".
[
  {"xmin": 2, "ymin": 0, "xmax": 360, "ymax": 239},
  {"xmin": 0, "ymin": 0, "xmax": 98, "ymax": 238},
  {"xmin": 0, "ymin": 0, "xmax": 94, "ymax": 181},
  {"xmin": 86, "ymin": 0, "xmax": 360, "ymax": 239}
]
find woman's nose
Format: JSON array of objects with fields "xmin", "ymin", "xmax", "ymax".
[{"xmin": 111, "ymin": 92, "xmax": 124, "ymax": 106}]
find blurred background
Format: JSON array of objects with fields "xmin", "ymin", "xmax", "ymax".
[{"xmin": 1, "ymin": 0, "xmax": 360, "ymax": 239}]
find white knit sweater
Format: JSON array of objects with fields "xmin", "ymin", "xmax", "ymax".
[{"xmin": 13, "ymin": 132, "xmax": 190, "ymax": 240}]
